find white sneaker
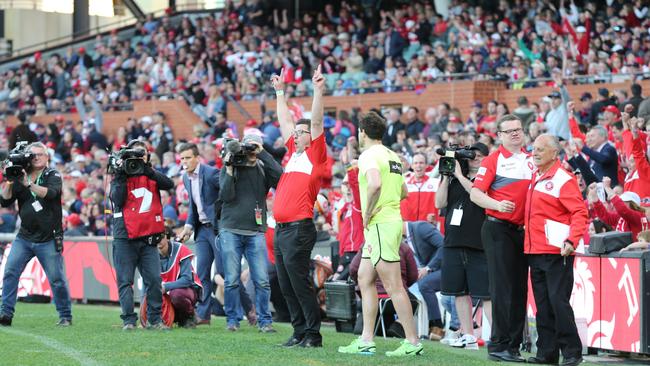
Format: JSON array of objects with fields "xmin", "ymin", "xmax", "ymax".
[
  {"xmin": 449, "ymin": 334, "xmax": 479, "ymax": 350},
  {"xmin": 440, "ymin": 330, "xmax": 461, "ymax": 345}
]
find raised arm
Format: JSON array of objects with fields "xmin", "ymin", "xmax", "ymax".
[
  {"xmin": 270, "ymin": 68, "xmax": 293, "ymax": 141},
  {"xmin": 311, "ymin": 64, "xmax": 325, "ymax": 139}
]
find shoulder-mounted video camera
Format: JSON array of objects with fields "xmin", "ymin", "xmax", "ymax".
[
  {"xmin": 221, "ymin": 138, "xmax": 257, "ymax": 167},
  {"xmin": 436, "ymin": 145, "xmax": 476, "ymax": 176},
  {"xmin": 1, "ymin": 141, "xmax": 34, "ymax": 181},
  {"xmin": 108, "ymin": 148, "xmax": 146, "ymax": 176}
]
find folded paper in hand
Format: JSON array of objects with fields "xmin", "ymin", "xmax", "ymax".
[{"xmin": 544, "ymin": 219, "xmax": 585, "ymax": 253}]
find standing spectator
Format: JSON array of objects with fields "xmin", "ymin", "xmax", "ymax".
[
  {"xmin": 513, "ymin": 96, "xmax": 536, "ymax": 131},
  {"xmin": 404, "ymin": 107, "xmax": 424, "ymax": 139},
  {"xmin": 9, "ymin": 113, "xmax": 37, "ymax": 149},
  {"xmin": 271, "ymin": 66, "xmax": 327, "ymax": 348},
  {"xmin": 177, "ymin": 143, "xmax": 221, "ymax": 325},
  {"xmin": 622, "ymin": 116, "xmax": 650, "ymax": 206},
  {"xmin": 590, "ymin": 88, "xmax": 614, "ymax": 126},
  {"xmin": 524, "ymin": 135, "xmax": 587, "ymax": 366},
  {"xmin": 626, "ymin": 84, "xmax": 644, "ymax": 117},
  {"xmin": 470, "ymin": 115, "xmax": 534, "ymax": 362},
  {"xmin": 577, "ymin": 125, "xmax": 619, "ymax": 186},
  {"xmin": 401, "ymin": 152, "xmax": 439, "ymax": 223},
  {"xmin": 382, "ymin": 108, "xmax": 405, "ymax": 147},
  {"xmin": 544, "ymin": 76, "xmax": 570, "ymax": 141}
]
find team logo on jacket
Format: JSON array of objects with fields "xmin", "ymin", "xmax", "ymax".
[{"xmin": 545, "ymin": 181, "xmax": 554, "ymax": 191}]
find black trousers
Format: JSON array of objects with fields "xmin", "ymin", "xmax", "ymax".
[
  {"xmin": 528, "ymin": 255, "xmax": 582, "ymax": 360},
  {"xmin": 481, "ymin": 220, "xmax": 528, "ymax": 353},
  {"xmin": 274, "ymin": 220, "xmax": 321, "ymax": 339}
]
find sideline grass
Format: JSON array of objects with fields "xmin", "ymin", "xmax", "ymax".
[{"xmin": 0, "ymin": 303, "xmax": 594, "ymax": 366}]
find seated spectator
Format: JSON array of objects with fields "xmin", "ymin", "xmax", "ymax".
[
  {"xmin": 349, "ymin": 243, "xmax": 418, "ymax": 338},
  {"xmin": 0, "ymin": 207, "xmax": 16, "ymax": 233},
  {"xmin": 588, "ymin": 178, "xmax": 649, "ymax": 241},
  {"xmin": 64, "ymin": 213, "xmax": 88, "ymax": 236},
  {"xmin": 620, "ymin": 230, "xmax": 650, "ymax": 252}
]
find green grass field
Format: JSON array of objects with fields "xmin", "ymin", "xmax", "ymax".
[{"xmin": 0, "ymin": 303, "xmax": 606, "ymax": 366}]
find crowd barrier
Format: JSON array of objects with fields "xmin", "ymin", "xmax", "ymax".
[{"xmin": 526, "ymin": 250, "xmax": 650, "ymax": 355}]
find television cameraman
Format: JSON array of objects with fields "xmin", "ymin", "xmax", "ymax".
[
  {"xmin": 435, "ymin": 143, "xmax": 492, "ymax": 350},
  {"xmin": 218, "ymin": 134, "xmax": 282, "ymax": 332},
  {"xmin": 109, "ymin": 140, "xmax": 174, "ymax": 331},
  {"xmin": 0, "ymin": 142, "xmax": 72, "ymax": 327}
]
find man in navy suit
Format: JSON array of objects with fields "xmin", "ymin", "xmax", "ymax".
[
  {"xmin": 579, "ymin": 125, "xmax": 619, "ymax": 186},
  {"xmin": 403, "ymin": 220, "xmax": 444, "ymax": 339},
  {"xmin": 178, "ymin": 142, "xmax": 220, "ymax": 324}
]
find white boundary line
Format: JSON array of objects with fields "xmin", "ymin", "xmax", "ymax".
[{"xmin": 0, "ymin": 326, "xmax": 101, "ymax": 366}]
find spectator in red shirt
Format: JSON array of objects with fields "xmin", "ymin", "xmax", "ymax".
[{"xmin": 271, "ymin": 66, "xmax": 327, "ymax": 348}]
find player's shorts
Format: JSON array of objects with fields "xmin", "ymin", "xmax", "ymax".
[{"xmin": 361, "ymin": 221, "xmax": 403, "ymax": 267}]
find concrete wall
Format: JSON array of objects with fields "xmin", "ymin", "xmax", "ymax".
[
  {"xmin": 228, "ymin": 80, "xmax": 650, "ymax": 129},
  {"xmin": 6, "ymin": 99, "xmax": 201, "ymax": 141}
]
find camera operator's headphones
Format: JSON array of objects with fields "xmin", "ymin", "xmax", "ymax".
[{"xmin": 127, "ymin": 140, "xmax": 151, "ymax": 163}]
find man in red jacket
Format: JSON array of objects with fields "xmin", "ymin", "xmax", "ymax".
[
  {"xmin": 400, "ymin": 153, "xmax": 439, "ymax": 223},
  {"xmin": 524, "ymin": 134, "xmax": 588, "ymax": 366}
]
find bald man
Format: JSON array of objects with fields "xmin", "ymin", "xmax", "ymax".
[{"xmin": 524, "ymin": 135, "xmax": 588, "ymax": 366}]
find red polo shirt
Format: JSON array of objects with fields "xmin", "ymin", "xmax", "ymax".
[
  {"xmin": 274, "ymin": 134, "xmax": 327, "ymax": 223},
  {"xmin": 473, "ymin": 145, "xmax": 534, "ymax": 225}
]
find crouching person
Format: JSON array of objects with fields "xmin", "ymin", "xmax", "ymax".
[{"xmin": 157, "ymin": 223, "xmax": 203, "ymax": 328}]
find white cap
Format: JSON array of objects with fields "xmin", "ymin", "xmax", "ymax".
[
  {"xmin": 619, "ymin": 191, "xmax": 641, "ymax": 206},
  {"xmin": 576, "ymin": 26, "xmax": 586, "ymax": 33}
]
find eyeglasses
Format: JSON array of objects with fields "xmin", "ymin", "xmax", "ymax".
[
  {"xmin": 31, "ymin": 153, "xmax": 47, "ymax": 158},
  {"xmin": 292, "ymin": 129, "xmax": 311, "ymax": 137},
  {"xmin": 499, "ymin": 128, "xmax": 523, "ymax": 136}
]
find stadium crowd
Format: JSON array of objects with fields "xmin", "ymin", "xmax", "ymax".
[{"xmin": 2, "ymin": 0, "xmax": 650, "ymax": 120}]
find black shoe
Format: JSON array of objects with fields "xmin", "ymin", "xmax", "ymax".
[
  {"xmin": 299, "ymin": 336, "xmax": 323, "ymax": 348},
  {"xmin": 488, "ymin": 350, "xmax": 525, "ymax": 362},
  {"xmin": 0, "ymin": 314, "xmax": 12, "ymax": 327},
  {"xmin": 560, "ymin": 357, "xmax": 583, "ymax": 366},
  {"xmin": 527, "ymin": 356, "xmax": 559, "ymax": 365},
  {"xmin": 280, "ymin": 336, "xmax": 304, "ymax": 347}
]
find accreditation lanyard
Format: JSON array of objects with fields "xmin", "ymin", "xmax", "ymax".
[{"xmin": 28, "ymin": 171, "xmax": 43, "ymax": 199}]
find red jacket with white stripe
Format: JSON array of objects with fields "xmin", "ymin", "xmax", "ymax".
[
  {"xmin": 623, "ymin": 130, "xmax": 650, "ymax": 207},
  {"xmin": 337, "ymin": 167, "xmax": 364, "ymax": 255},
  {"xmin": 400, "ymin": 170, "xmax": 440, "ymax": 222},
  {"xmin": 524, "ymin": 160, "xmax": 589, "ymax": 254}
]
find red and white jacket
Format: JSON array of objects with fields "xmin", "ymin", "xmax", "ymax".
[
  {"xmin": 524, "ymin": 160, "xmax": 589, "ymax": 254},
  {"xmin": 623, "ymin": 130, "xmax": 650, "ymax": 207},
  {"xmin": 337, "ymin": 167, "xmax": 364, "ymax": 256},
  {"xmin": 400, "ymin": 169, "xmax": 440, "ymax": 222}
]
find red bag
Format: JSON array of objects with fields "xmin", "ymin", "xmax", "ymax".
[{"xmin": 140, "ymin": 294, "xmax": 175, "ymax": 327}]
